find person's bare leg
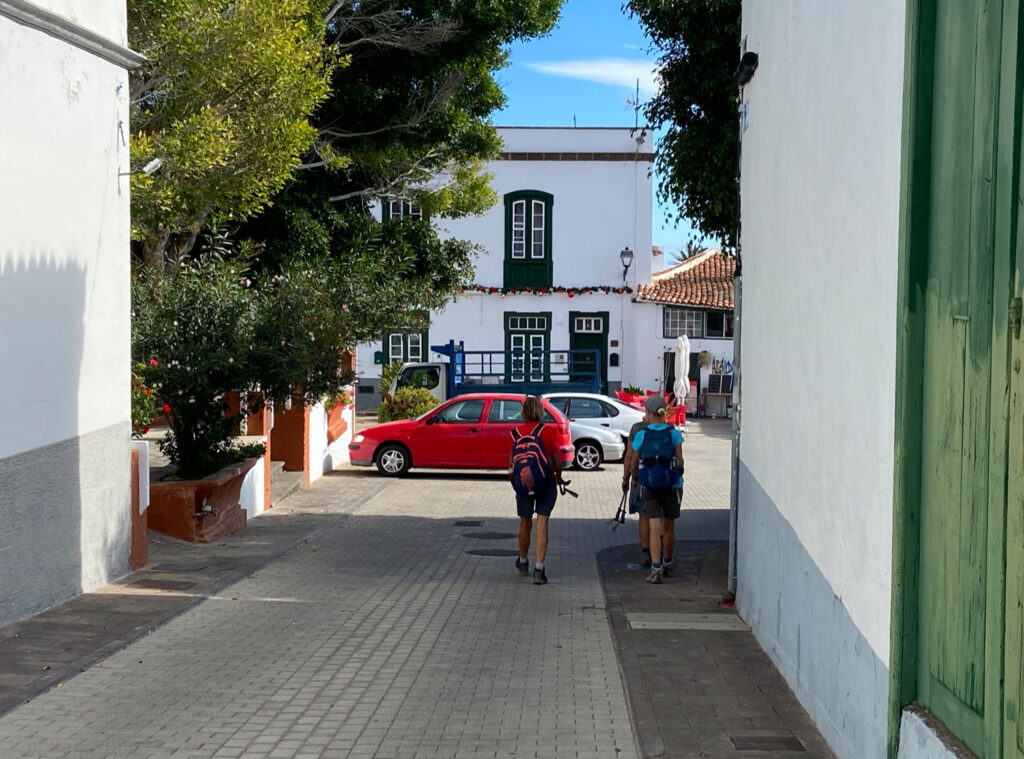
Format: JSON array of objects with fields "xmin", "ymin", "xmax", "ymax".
[
  {"xmin": 648, "ymin": 517, "xmax": 664, "ymax": 565},
  {"xmin": 638, "ymin": 515, "xmax": 650, "ymax": 551},
  {"xmin": 535, "ymin": 514, "xmax": 550, "ymax": 565},
  {"xmin": 519, "ymin": 516, "xmax": 532, "ymax": 559},
  {"xmin": 663, "ymin": 519, "xmax": 676, "ymax": 562}
]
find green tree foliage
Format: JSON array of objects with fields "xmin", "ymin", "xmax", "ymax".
[
  {"xmin": 127, "ymin": 0, "xmax": 336, "ymax": 270},
  {"xmin": 627, "ymin": 0, "xmax": 741, "ymax": 247},
  {"xmin": 240, "ymin": 194, "xmax": 478, "ymax": 344},
  {"xmin": 314, "ymin": 0, "xmax": 563, "ymax": 214}
]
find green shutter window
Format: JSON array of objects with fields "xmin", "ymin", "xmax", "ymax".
[{"xmin": 504, "ymin": 190, "xmax": 553, "ymax": 288}]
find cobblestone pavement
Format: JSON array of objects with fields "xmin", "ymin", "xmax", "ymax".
[{"xmin": 0, "ymin": 419, "xmax": 833, "ymax": 758}]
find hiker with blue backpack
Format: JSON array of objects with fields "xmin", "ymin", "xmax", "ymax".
[
  {"xmin": 509, "ymin": 396, "xmax": 566, "ymax": 585},
  {"xmin": 630, "ymin": 394, "xmax": 684, "ymax": 584}
]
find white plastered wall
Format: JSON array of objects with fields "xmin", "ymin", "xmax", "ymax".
[
  {"xmin": 0, "ymin": 2, "xmax": 133, "ymax": 621},
  {"xmin": 737, "ymin": 2, "xmax": 905, "ymax": 757}
]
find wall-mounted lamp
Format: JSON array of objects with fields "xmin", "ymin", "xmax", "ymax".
[
  {"xmin": 120, "ymin": 158, "xmax": 163, "ymax": 177},
  {"xmin": 734, "ymin": 51, "xmax": 759, "ymax": 86},
  {"xmin": 619, "ymin": 246, "xmax": 634, "ymax": 281}
]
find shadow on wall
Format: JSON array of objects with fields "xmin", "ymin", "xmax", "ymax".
[
  {"xmin": 735, "ymin": 459, "xmax": 890, "ymax": 759},
  {"xmin": 0, "ymin": 254, "xmax": 86, "ymax": 626}
]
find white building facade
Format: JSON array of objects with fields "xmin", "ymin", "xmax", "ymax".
[
  {"xmin": 0, "ymin": 2, "xmax": 141, "ymax": 626},
  {"xmin": 739, "ymin": 2, "xmax": 1024, "ymax": 759},
  {"xmin": 356, "ymin": 127, "xmax": 660, "ymax": 406}
]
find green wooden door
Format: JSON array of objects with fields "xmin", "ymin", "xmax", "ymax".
[
  {"xmin": 569, "ymin": 311, "xmax": 608, "ymax": 391},
  {"xmin": 900, "ymin": 1, "xmax": 1023, "ymax": 756}
]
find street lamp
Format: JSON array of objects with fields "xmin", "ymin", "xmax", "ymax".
[{"xmin": 619, "ymin": 246, "xmax": 634, "ymax": 281}]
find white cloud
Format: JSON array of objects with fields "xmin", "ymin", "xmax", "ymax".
[{"xmin": 525, "ymin": 58, "xmax": 659, "ymax": 99}]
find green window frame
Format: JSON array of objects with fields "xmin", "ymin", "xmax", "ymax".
[
  {"xmin": 382, "ymin": 316, "xmax": 429, "ymax": 364},
  {"xmin": 504, "ymin": 190, "xmax": 553, "ymax": 289},
  {"xmin": 381, "ymin": 198, "xmax": 424, "ymax": 222}
]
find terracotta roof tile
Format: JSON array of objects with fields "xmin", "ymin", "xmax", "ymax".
[{"xmin": 637, "ymin": 249, "xmax": 735, "ymax": 309}]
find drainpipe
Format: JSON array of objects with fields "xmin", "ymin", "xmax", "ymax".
[{"xmin": 727, "ymin": 45, "xmax": 757, "ymax": 602}]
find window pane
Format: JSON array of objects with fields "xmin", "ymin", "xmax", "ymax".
[
  {"xmin": 389, "ymin": 333, "xmax": 404, "ymax": 360},
  {"xmin": 488, "ymin": 399, "xmax": 524, "ymax": 422},
  {"xmin": 436, "ymin": 399, "xmax": 484, "ymax": 423},
  {"xmin": 531, "ymin": 200, "xmax": 545, "ymax": 259},
  {"xmin": 663, "ymin": 307, "xmax": 703, "ymax": 338},
  {"xmin": 546, "ymin": 397, "xmax": 569, "ymax": 413},
  {"xmin": 706, "ymin": 312, "xmax": 724, "ymax": 338},
  {"xmin": 389, "ymin": 200, "xmax": 402, "ymax": 219},
  {"xmin": 569, "ymin": 398, "xmax": 603, "ymax": 418},
  {"xmin": 408, "ymin": 204, "xmax": 422, "ymax": 220},
  {"xmin": 407, "ymin": 333, "xmax": 422, "ymax": 361},
  {"xmin": 512, "ymin": 200, "xmax": 526, "ymax": 259}
]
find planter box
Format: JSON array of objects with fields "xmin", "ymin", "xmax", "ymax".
[{"xmin": 148, "ymin": 457, "xmax": 261, "ymax": 543}]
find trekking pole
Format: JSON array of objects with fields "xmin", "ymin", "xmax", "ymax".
[{"xmin": 611, "ymin": 491, "xmax": 627, "ymax": 530}]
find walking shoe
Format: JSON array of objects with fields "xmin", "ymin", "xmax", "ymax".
[
  {"xmin": 533, "ymin": 567, "xmax": 548, "ymax": 585},
  {"xmin": 662, "ymin": 558, "xmax": 674, "ymax": 577},
  {"xmin": 646, "ymin": 567, "xmax": 663, "ymax": 584},
  {"xmin": 515, "ymin": 558, "xmax": 529, "ymax": 577},
  {"xmin": 641, "ymin": 555, "xmax": 652, "ymax": 569}
]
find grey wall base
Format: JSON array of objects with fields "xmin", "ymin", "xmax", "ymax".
[{"xmin": 0, "ymin": 423, "xmax": 131, "ymax": 627}]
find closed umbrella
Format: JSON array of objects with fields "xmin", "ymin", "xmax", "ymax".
[{"xmin": 673, "ymin": 336, "xmax": 690, "ymax": 403}]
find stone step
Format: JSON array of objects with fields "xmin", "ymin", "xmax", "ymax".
[
  {"xmin": 269, "ymin": 460, "xmax": 286, "ymax": 480},
  {"xmin": 270, "ymin": 470, "xmax": 304, "ymax": 507}
]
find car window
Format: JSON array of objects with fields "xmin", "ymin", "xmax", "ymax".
[
  {"xmin": 568, "ymin": 398, "xmax": 605, "ymax": 418},
  {"xmin": 546, "ymin": 396, "xmax": 569, "ymax": 414},
  {"xmin": 488, "ymin": 399, "xmax": 524, "ymax": 422},
  {"xmin": 433, "ymin": 399, "xmax": 484, "ymax": 423},
  {"xmin": 599, "ymin": 401, "xmax": 620, "ymax": 417},
  {"xmin": 397, "ymin": 367, "xmax": 440, "ymax": 391},
  {"xmin": 541, "ymin": 408, "xmax": 558, "ymax": 423}
]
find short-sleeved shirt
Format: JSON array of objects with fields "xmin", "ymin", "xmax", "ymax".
[
  {"xmin": 632, "ymin": 423, "xmax": 684, "ymax": 489},
  {"xmin": 514, "ymin": 422, "xmax": 561, "ymax": 469}
]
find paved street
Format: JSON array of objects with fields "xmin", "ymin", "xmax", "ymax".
[{"xmin": 0, "ymin": 420, "xmax": 833, "ymax": 758}]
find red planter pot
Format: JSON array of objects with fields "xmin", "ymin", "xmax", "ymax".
[{"xmin": 148, "ymin": 458, "xmax": 257, "ymax": 543}]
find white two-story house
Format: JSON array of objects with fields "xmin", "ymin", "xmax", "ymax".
[{"xmin": 355, "ymin": 126, "xmax": 660, "ymax": 407}]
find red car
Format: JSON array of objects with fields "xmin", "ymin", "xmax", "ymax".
[{"xmin": 349, "ymin": 393, "xmax": 575, "ymax": 476}]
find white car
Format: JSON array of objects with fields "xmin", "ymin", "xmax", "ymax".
[
  {"xmin": 569, "ymin": 421, "xmax": 626, "ymax": 471},
  {"xmin": 544, "ymin": 392, "xmax": 645, "ymax": 442}
]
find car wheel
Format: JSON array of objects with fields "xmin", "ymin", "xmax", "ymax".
[
  {"xmin": 375, "ymin": 443, "xmax": 411, "ymax": 476},
  {"xmin": 574, "ymin": 440, "xmax": 603, "ymax": 471}
]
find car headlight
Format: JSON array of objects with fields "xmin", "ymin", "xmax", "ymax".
[{"xmin": 353, "ymin": 434, "xmax": 365, "ymax": 443}]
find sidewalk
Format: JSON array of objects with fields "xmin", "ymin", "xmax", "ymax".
[
  {"xmin": 0, "ymin": 471, "xmax": 392, "ymax": 717},
  {"xmin": 0, "ymin": 420, "xmax": 836, "ymax": 758}
]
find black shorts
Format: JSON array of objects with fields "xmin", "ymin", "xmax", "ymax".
[
  {"xmin": 640, "ymin": 487, "xmax": 682, "ymax": 519},
  {"xmin": 516, "ymin": 480, "xmax": 557, "ymax": 518}
]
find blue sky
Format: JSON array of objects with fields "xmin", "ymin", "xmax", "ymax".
[{"xmin": 494, "ymin": 0, "xmax": 705, "ymax": 260}]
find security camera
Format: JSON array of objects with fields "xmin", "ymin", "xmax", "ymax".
[{"xmin": 142, "ymin": 158, "xmax": 163, "ymax": 176}]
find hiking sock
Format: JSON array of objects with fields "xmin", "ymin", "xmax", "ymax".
[{"xmin": 535, "ymin": 562, "xmax": 545, "ymax": 571}]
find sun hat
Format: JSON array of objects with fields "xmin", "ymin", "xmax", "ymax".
[{"xmin": 643, "ymin": 394, "xmax": 667, "ymax": 415}]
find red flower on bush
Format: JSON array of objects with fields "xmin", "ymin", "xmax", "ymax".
[
  {"xmin": 567, "ymin": 291, "xmax": 575, "ymax": 298},
  {"xmin": 162, "ymin": 403, "xmax": 172, "ymax": 414},
  {"xmin": 150, "ymin": 358, "xmax": 159, "ymax": 367}
]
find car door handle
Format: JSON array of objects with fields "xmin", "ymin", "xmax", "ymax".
[
  {"xmin": 601, "ymin": 423, "xmax": 610, "ymax": 426},
  {"xmin": 469, "ymin": 427, "xmax": 479, "ymax": 433}
]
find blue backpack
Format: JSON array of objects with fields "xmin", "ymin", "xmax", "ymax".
[
  {"xmin": 509, "ymin": 423, "xmax": 554, "ymax": 496},
  {"xmin": 638, "ymin": 426, "xmax": 680, "ymax": 491}
]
